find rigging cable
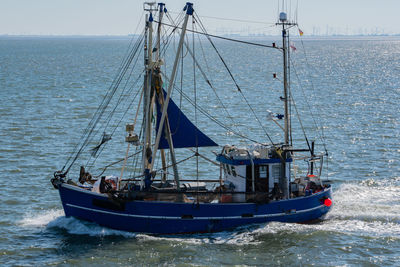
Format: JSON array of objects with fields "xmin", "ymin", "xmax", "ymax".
[
  {"xmin": 192, "ymin": 16, "xmax": 200, "ymax": 201},
  {"xmin": 120, "ymin": 88, "xmax": 144, "ymax": 180},
  {"xmin": 85, "ymin": 39, "xmax": 145, "ymax": 168},
  {"xmin": 94, "ymin": 150, "xmax": 142, "ymax": 178},
  {"xmin": 87, "ymin": 72, "xmax": 144, "ymax": 171},
  {"xmin": 290, "ymin": 57, "xmax": 327, "ymax": 154},
  {"xmin": 102, "ymin": 37, "xmax": 145, "ymax": 131},
  {"xmin": 160, "ymin": 70, "xmax": 261, "ymax": 144},
  {"xmin": 193, "ymin": 26, "xmax": 244, "ymax": 137},
  {"xmin": 165, "ymin": 12, "xmax": 245, "ymax": 139},
  {"xmin": 295, "ymin": 27, "xmax": 328, "ymax": 154},
  {"xmin": 288, "ymin": 87, "xmax": 312, "ymax": 152},
  {"xmin": 122, "ymin": 153, "xmax": 198, "ymax": 181},
  {"xmin": 62, "ymin": 32, "xmax": 145, "ymax": 175},
  {"xmin": 155, "ymin": 20, "xmax": 280, "ymax": 50},
  {"xmin": 194, "ymin": 12, "xmax": 276, "ymax": 145},
  {"xmin": 167, "ymin": 11, "xmax": 275, "ymax": 26}
]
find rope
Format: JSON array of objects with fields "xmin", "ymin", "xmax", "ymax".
[
  {"xmin": 192, "ymin": 17, "xmax": 200, "ymax": 185},
  {"xmin": 167, "ymin": 11, "xmax": 275, "ymax": 26},
  {"xmin": 160, "ymin": 69, "xmax": 261, "ymax": 144},
  {"xmin": 191, "ymin": 30, "xmax": 244, "ymax": 137},
  {"xmin": 295, "ymin": 27, "xmax": 328, "ymax": 154},
  {"xmin": 289, "ymin": 88, "xmax": 312, "ymax": 152},
  {"xmin": 290, "ymin": 58, "xmax": 327, "ymax": 154},
  {"xmin": 194, "ymin": 13, "xmax": 276, "ymax": 145},
  {"xmin": 86, "ymin": 72, "xmax": 144, "ymax": 171},
  {"xmin": 62, "ymin": 32, "xmax": 145, "ymax": 175},
  {"xmin": 94, "ymin": 150, "xmax": 142, "ymax": 178},
  {"xmin": 155, "ymin": 20, "xmax": 281, "ymax": 50},
  {"xmin": 187, "ymin": 148, "xmax": 219, "ymax": 166},
  {"xmin": 120, "ymin": 88, "xmax": 144, "ymax": 180},
  {"xmin": 122, "ymin": 153, "xmax": 197, "ymax": 181},
  {"xmin": 165, "ymin": 12, "xmax": 245, "ymax": 139}
]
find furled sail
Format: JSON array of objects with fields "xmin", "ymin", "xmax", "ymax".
[{"xmin": 155, "ymin": 91, "xmax": 218, "ymax": 149}]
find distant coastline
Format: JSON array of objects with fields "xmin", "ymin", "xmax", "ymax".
[{"xmin": 1, "ymin": 34, "xmax": 400, "ymax": 41}]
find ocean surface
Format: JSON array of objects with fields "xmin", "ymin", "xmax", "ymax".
[{"xmin": 0, "ymin": 35, "xmax": 399, "ymax": 266}]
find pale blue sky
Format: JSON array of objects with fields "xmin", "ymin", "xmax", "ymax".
[{"xmin": 0, "ymin": 0, "xmax": 399, "ymax": 35}]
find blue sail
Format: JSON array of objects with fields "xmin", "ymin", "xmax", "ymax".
[{"xmin": 155, "ymin": 91, "xmax": 218, "ymax": 149}]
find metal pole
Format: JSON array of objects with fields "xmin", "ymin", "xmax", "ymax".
[
  {"xmin": 282, "ymin": 24, "xmax": 289, "ymax": 199},
  {"xmin": 282, "ymin": 25, "xmax": 289, "ymax": 146},
  {"xmin": 276, "ymin": 13, "xmax": 295, "ymax": 199},
  {"xmin": 149, "ymin": 3, "xmax": 193, "ymax": 184},
  {"xmin": 155, "ymin": 3, "xmax": 165, "ymax": 62},
  {"xmin": 156, "ymin": 3, "xmax": 167, "ymax": 183},
  {"xmin": 245, "ymin": 150, "xmax": 255, "ymax": 192},
  {"xmin": 310, "ymin": 141, "xmax": 315, "ymax": 174},
  {"xmin": 142, "ymin": 8, "xmax": 156, "ymax": 188},
  {"xmin": 141, "ymin": 14, "xmax": 149, "ymax": 179}
]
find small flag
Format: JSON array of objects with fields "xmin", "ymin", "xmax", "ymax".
[
  {"xmin": 299, "ymin": 28, "xmax": 304, "ymax": 36},
  {"xmin": 290, "ymin": 42, "xmax": 297, "ymax": 52}
]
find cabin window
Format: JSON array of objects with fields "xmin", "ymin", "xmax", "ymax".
[
  {"xmin": 272, "ymin": 164, "xmax": 281, "ymax": 183},
  {"xmin": 231, "ymin": 166, "xmax": 237, "ymax": 177},
  {"xmin": 259, "ymin": 165, "xmax": 268, "ymax": 178}
]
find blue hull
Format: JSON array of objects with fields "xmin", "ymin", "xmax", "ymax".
[{"xmin": 58, "ymin": 184, "xmax": 332, "ymax": 234}]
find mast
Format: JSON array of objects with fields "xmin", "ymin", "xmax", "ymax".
[
  {"xmin": 154, "ymin": 3, "xmax": 180, "ymax": 186},
  {"xmin": 155, "ymin": 3, "xmax": 165, "ymax": 62},
  {"xmin": 276, "ymin": 11, "xmax": 296, "ymax": 199},
  {"xmin": 156, "ymin": 3, "xmax": 167, "ymax": 183},
  {"xmin": 142, "ymin": 2, "xmax": 157, "ymax": 188},
  {"xmin": 149, "ymin": 2, "xmax": 194, "ymax": 188},
  {"xmin": 277, "ymin": 11, "xmax": 295, "ymax": 146},
  {"xmin": 282, "ymin": 23, "xmax": 289, "ymax": 146}
]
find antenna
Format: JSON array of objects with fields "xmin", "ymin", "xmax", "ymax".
[{"xmin": 143, "ymin": 2, "xmax": 157, "ymax": 12}]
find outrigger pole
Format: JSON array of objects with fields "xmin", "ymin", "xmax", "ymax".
[
  {"xmin": 155, "ymin": 3, "xmax": 168, "ymax": 183},
  {"xmin": 153, "ymin": 3, "xmax": 181, "ymax": 186},
  {"xmin": 147, "ymin": 2, "xmax": 194, "ymax": 189}
]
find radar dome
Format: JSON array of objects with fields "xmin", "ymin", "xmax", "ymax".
[{"xmin": 279, "ymin": 12, "xmax": 287, "ymax": 22}]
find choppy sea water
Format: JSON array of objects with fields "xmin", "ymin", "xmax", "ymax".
[{"xmin": 0, "ymin": 36, "xmax": 399, "ymax": 266}]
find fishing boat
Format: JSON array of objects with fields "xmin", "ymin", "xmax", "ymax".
[{"xmin": 51, "ymin": 2, "xmax": 332, "ymax": 234}]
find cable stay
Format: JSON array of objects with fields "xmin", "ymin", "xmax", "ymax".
[
  {"xmin": 167, "ymin": 10, "xmax": 276, "ymax": 26},
  {"xmin": 154, "ymin": 20, "xmax": 282, "ymax": 50},
  {"xmin": 164, "ymin": 17, "xmax": 246, "ymax": 138},
  {"xmin": 159, "ymin": 69, "xmax": 261, "ymax": 144},
  {"xmin": 290, "ymin": 57, "xmax": 328, "ymax": 155},
  {"xmin": 86, "ymin": 73, "xmax": 144, "ymax": 171},
  {"xmin": 193, "ymin": 12, "xmax": 276, "ymax": 146},
  {"xmin": 294, "ymin": 26, "xmax": 329, "ymax": 154},
  {"xmin": 61, "ymin": 32, "xmax": 146, "ymax": 175}
]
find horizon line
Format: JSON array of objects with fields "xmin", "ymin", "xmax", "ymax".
[{"xmin": 1, "ymin": 33, "xmax": 400, "ymax": 38}]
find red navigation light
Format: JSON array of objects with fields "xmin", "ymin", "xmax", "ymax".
[{"xmin": 324, "ymin": 198, "xmax": 332, "ymax": 207}]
